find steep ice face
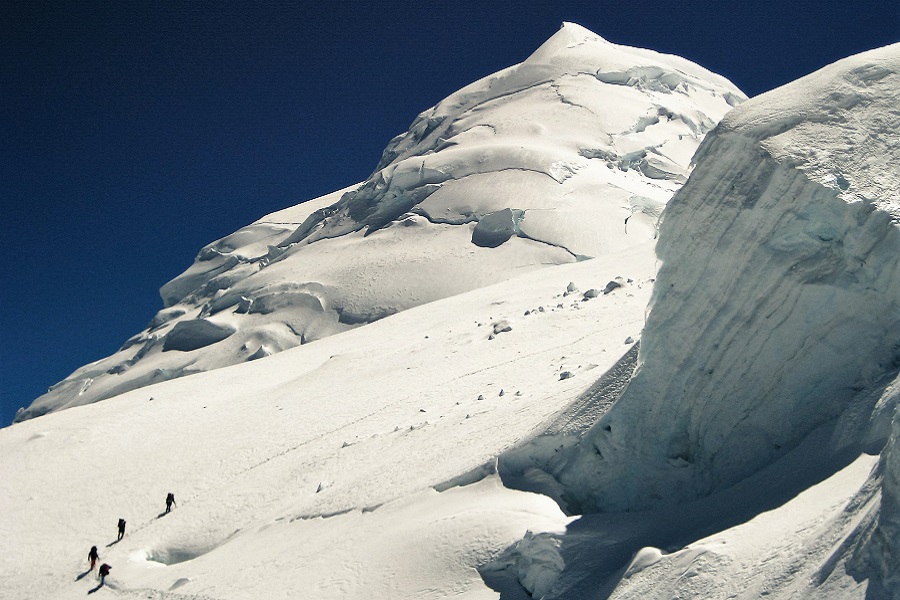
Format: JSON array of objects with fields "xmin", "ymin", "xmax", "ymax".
[
  {"xmin": 17, "ymin": 22, "xmax": 742, "ymax": 421},
  {"xmin": 551, "ymin": 43, "xmax": 900, "ymax": 512},
  {"xmin": 871, "ymin": 407, "xmax": 900, "ymax": 596},
  {"xmin": 838, "ymin": 403, "xmax": 900, "ymax": 599}
]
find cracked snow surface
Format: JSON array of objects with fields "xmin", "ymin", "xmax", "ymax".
[{"xmin": 18, "ymin": 22, "xmax": 742, "ymax": 420}]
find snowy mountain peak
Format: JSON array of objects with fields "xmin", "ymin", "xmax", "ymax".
[
  {"xmin": 523, "ymin": 21, "xmax": 612, "ymax": 63},
  {"xmin": 16, "ymin": 23, "xmax": 742, "ymax": 422},
  {"xmin": 526, "ymin": 21, "xmax": 745, "ymax": 102},
  {"xmin": 284, "ymin": 22, "xmax": 744, "ymax": 248}
]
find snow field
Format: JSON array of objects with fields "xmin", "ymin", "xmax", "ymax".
[
  {"xmin": 0, "ymin": 244, "xmax": 656, "ymax": 599},
  {"xmin": 14, "ymin": 22, "xmax": 900, "ymax": 600},
  {"xmin": 611, "ymin": 455, "xmax": 880, "ymax": 599}
]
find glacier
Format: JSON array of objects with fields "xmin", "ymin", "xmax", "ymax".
[
  {"xmin": 5, "ymin": 20, "xmax": 900, "ymax": 600},
  {"xmin": 15, "ymin": 22, "xmax": 742, "ymax": 422}
]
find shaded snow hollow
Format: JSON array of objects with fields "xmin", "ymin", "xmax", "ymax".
[{"xmin": 16, "ymin": 22, "xmax": 743, "ymax": 422}]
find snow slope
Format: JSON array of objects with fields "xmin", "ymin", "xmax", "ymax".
[
  {"xmin": 0, "ymin": 246, "xmax": 657, "ymax": 599},
  {"xmin": 5, "ymin": 30, "xmax": 900, "ymax": 600},
  {"xmin": 15, "ymin": 22, "xmax": 743, "ymax": 422}
]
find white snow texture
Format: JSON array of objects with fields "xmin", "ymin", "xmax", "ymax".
[
  {"xmin": 553, "ymin": 42, "xmax": 900, "ymax": 512},
  {"xmin": 5, "ymin": 22, "xmax": 900, "ymax": 600},
  {"xmin": 16, "ymin": 22, "xmax": 741, "ymax": 421}
]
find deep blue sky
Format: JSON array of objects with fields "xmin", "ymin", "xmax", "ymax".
[{"xmin": 2, "ymin": 1, "xmax": 898, "ymax": 426}]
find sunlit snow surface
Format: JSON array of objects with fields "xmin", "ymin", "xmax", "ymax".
[
  {"xmin": 16, "ymin": 22, "xmax": 742, "ymax": 421},
  {"xmin": 1, "ymin": 247, "xmax": 655, "ymax": 599},
  {"xmin": 7, "ymin": 23, "xmax": 900, "ymax": 600}
]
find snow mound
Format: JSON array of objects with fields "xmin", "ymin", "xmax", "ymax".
[
  {"xmin": 17, "ymin": 22, "xmax": 742, "ymax": 421},
  {"xmin": 549, "ymin": 42, "xmax": 900, "ymax": 513},
  {"xmin": 485, "ymin": 530, "xmax": 565, "ymax": 598}
]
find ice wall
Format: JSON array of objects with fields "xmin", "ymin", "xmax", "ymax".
[
  {"xmin": 861, "ymin": 405, "xmax": 900, "ymax": 597},
  {"xmin": 873, "ymin": 407, "xmax": 900, "ymax": 596},
  {"xmin": 842, "ymin": 403, "xmax": 900, "ymax": 598},
  {"xmin": 552, "ymin": 44, "xmax": 900, "ymax": 512}
]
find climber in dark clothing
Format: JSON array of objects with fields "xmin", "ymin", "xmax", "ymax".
[
  {"xmin": 165, "ymin": 492, "xmax": 176, "ymax": 513},
  {"xmin": 98, "ymin": 563, "xmax": 111, "ymax": 585},
  {"xmin": 117, "ymin": 518, "xmax": 126, "ymax": 541},
  {"xmin": 88, "ymin": 546, "xmax": 99, "ymax": 571}
]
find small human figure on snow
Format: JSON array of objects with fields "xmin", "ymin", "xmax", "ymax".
[
  {"xmin": 165, "ymin": 492, "xmax": 176, "ymax": 514},
  {"xmin": 88, "ymin": 546, "xmax": 99, "ymax": 571},
  {"xmin": 117, "ymin": 518, "xmax": 126, "ymax": 541},
  {"xmin": 98, "ymin": 563, "xmax": 111, "ymax": 586}
]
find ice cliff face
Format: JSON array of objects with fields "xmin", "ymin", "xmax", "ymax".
[
  {"xmin": 551, "ymin": 43, "xmax": 900, "ymax": 513},
  {"xmin": 17, "ymin": 23, "xmax": 742, "ymax": 421},
  {"xmin": 870, "ymin": 408, "xmax": 900, "ymax": 596},
  {"xmin": 824, "ymin": 403, "xmax": 900, "ymax": 599}
]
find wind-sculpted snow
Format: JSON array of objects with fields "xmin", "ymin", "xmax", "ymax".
[
  {"xmin": 831, "ymin": 404, "xmax": 900, "ymax": 599},
  {"xmin": 10, "ymin": 38, "xmax": 900, "ymax": 600},
  {"xmin": 0, "ymin": 242, "xmax": 656, "ymax": 600},
  {"xmin": 548, "ymin": 44, "xmax": 900, "ymax": 515},
  {"xmin": 16, "ymin": 22, "xmax": 742, "ymax": 421},
  {"xmin": 161, "ymin": 320, "xmax": 237, "ymax": 353}
]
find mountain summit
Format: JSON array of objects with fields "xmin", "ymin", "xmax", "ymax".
[{"xmin": 17, "ymin": 22, "xmax": 743, "ymax": 421}]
